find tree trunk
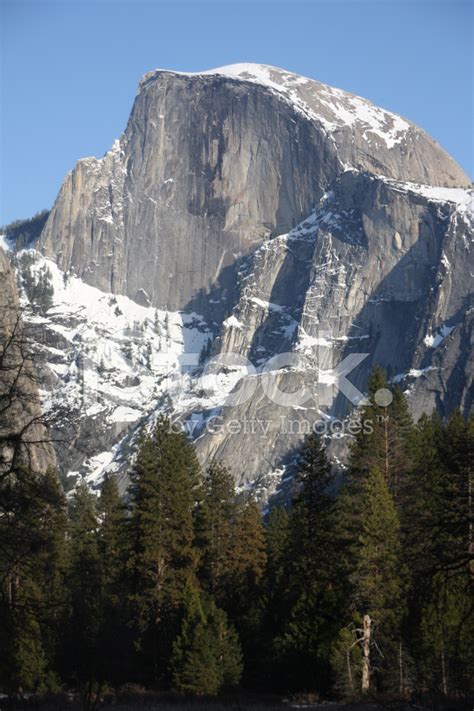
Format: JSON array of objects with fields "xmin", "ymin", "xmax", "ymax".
[
  {"xmin": 441, "ymin": 644, "xmax": 447, "ymax": 697},
  {"xmin": 468, "ymin": 458, "xmax": 473, "ymax": 578},
  {"xmin": 361, "ymin": 614, "xmax": 371, "ymax": 693},
  {"xmin": 399, "ymin": 640, "xmax": 404, "ymax": 696},
  {"xmin": 346, "ymin": 645, "xmax": 354, "ymax": 695},
  {"xmin": 384, "ymin": 416, "xmax": 390, "ymax": 486}
]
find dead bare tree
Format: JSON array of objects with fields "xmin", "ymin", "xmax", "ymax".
[{"xmin": 0, "ymin": 305, "xmax": 56, "ymax": 480}]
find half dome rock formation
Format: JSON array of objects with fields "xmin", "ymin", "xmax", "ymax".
[
  {"xmin": 38, "ymin": 64, "xmax": 470, "ymax": 311},
  {"xmin": 11, "ymin": 63, "xmax": 470, "ymax": 494}
]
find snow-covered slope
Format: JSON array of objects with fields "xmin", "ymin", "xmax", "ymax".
[
  {"xmin": 16, "ymin": 252, "xmax": 213, "ymax": 486},
  {"xmin": 16, "ymin": 169, "xmax": 473, "ymax": 495},
  {"xmin": 16, "ymin": 251, "xmax": 258, "ymax": 488}
]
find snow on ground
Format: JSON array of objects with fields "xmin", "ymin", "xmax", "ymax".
[
  {"xmin": 424, "ymin": 324, "xmax": 455, "ymax": 348},
  {"xmin": 15, "ymin": 250, "xmax": 271, "ymax": 486},
  {"xmin": 379, "ymin": 175, "xmax": 473, "ymax": 214},
  {"xmin": 392, "ymin": 366, "xmax": 438, "ymax": 384},
  {"xmin": 296, "ymin": 328, "xmax": 332, "ymax": 353},
  {"xmin": 0, "ymin": 234, "xmax": 12, "ymax": 252},
  {"xmin": 223, "ymin": 315, "xmax": 244, "ymax": 330},
  {"xmin": 16, "ymin": 250, "xmax": 225, "ymax": 484},
  {"xmin": 249, "ymin": 297, "xmax": 284, "ymax": 313}
]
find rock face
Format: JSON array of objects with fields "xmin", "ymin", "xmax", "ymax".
[
  {"xmin": 0, "ymin": 248, "xmax": 56, "ymax": 475},
  {"xmin": 193, "ymin": 173, "xmax": 473, "ymax": 490},
  {"xmin": 39, "ymin": 64, "xmax": 470, "ymax": 313},
  {"xmin": 16, "ymin": 63, "xmax": 472, "ymax": 496}
]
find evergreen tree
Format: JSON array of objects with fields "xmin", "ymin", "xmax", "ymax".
[
  {"xmin": 196, "ymin": 462, "xmax": 266, "ymax": 615},
  {"xmin": 334, "ymin": 466, "xmax": 403, "ymax": 694},
  {"xmin": 62, "ymin": 481, "xmax": 104, "ymax": 704},
  {"xmin": 350, "ymin": 367, "xmax": 414, "ymax": 504},
  {"xmin": 195, "ymin": 461, "xmax": 237, "ymax": 600},
  {"xmin": 126, "ymin": 418, "xmax": 201, "ymax": 683},
  {"xmin": 222, "ymin": 495, "xmax": 266, "ymax": 612},
  {"xmin": 416, "ymin": 572, "xmax": 474, "ymax": 697},
  {"xmin": 438, "ymin": 411, "xmax": 474, "ymax": 575},
  {"xmin": 268, "ymin": 434, "xmax": 339, "ymax": 693},
  {"xmin": 290, "ymin": 432, "xmax": 332, "ymax": 571},
  {"xmin": 0, "ymin": 467, "xmax": 67, "ymax": 693},
  {"xmin": 195, "ymin": 462, "xmax": 266, "ymax": 687},
  {"xmin": 264, "ymin": 505, "xmax": 290, "ymax": 596},
  {"xmin": 98, "ymin": 474, "xmax": 124, "ymax": 587},
  {"xmin": 330, "ymin": 624, "xmax": 362, "ymax": 698},
  {"xmin": 400, "ymin": 412, "xmax": 444, "ymax": 577},
  {"xmin": 171, "ymin": 584, "xmax": 242, "ymax": 695},
  {"xmin": 96, "ymin": 475, "xmax": 129, "ymax": 684},
  {"xmin": 403, "ymin": 413, "xmax": 474, "ymax": 696}
]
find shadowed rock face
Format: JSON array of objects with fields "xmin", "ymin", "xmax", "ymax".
[
  {"xmin": 193, "ymin": 172, "xmax": 473, "ymax": 491},
  {"xmin": 26, "ymin": 64, "xmax": 472, "ymax": 495},
  {"xmin": 39, "ymin": 65, "xmax": 470, "ymax": 312}
]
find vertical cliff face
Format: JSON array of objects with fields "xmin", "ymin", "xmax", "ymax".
[
  {"xmin": 20, "ymin": 63, "xmax": 472, "ymax": 494},
  {"xmin": 39, "ymin": 65, "xmax": 469, "ymax": 312},
  {"xmin": 192, "ymin": 174, "xmax": 473, "ymax": 489},
  {"xmin": 40, "ymin": 72, "xmax": 337, "ymax": 310},
  {"xmin": 0, "ymin": 248, "xmax": 56, "ymax": 475}
]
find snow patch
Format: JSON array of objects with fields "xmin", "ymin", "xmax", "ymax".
[
  {"xmin": 249, "ymin": 297, "xmax": 284, "ymax": 313},
  {"xmin": 392, "ymin": 367, "xmax": 438, "ymax": 383},
  {"xmin": 424, "ymin": 324, "xmax": 454, "ymax": 348},
  {"xmin": 223, "ymin": 315, "xmax": 244, "ymax": 330},
  {"xmin": 16, "ymin": 250, "xmax": 215, "ymax": 485},
  {"xmin": 0, "ymin": 234, "xmax": 12, "ymax": 252}
]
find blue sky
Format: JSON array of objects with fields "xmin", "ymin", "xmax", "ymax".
[{"xmin": 1, "ymin": 0, "xmax": 472, "ymax": 224}]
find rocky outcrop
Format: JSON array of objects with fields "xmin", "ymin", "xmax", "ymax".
[
  {"xmin": 191, "ymin": 173, "xmax": 473, "ymax": 490},
  {"xmin": 39, "ymin": 65, "xmax": 470, "ymax": 313},
  {"xmin": 19, "ymin": 63, "xmax": 472, "ymax": 496},
  {"xmin": 0, "ymin": 248, "xmax": 56, "ymax": 475}
]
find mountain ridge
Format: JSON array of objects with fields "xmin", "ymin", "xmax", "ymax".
[{"xmin": 5, "ymin": 63, "xmax": 472, "ymax": 495}]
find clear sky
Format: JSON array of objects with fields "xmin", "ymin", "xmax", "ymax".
[{"xmin": 1, "ymin": 0, "xmax": 472, "ymax": 224}]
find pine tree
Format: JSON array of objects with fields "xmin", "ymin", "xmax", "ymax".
[
  {"xmin": 195, "ymin": 460, "xmax": 237, "ymax": 599},
  {"xmin": 195, "ymin": 462, "xmax": 266, "ymax": 688},
  {"xmin": 403, "ymin": 413, "xmax": 474, "ymax": 696},
  {"xmin": 32, "ymin": 469, "xmax": 68, "ymax": 689},
  {"xmin": 222, "ymin": 494, "xmax": 267, "ymax": 623},
  {"xmin": 154, "ymin": 308, "xmax": 160, "ymax": 335},
  {"xmin": 96, "ymin": 474, "xmax": 129, "ymax": 684},
  {"xmin": 438, "ymin": 411, "xmax": 474, "ymax": 575},
  {"xmin": 0, "ymin": 467, "xmax": 67, "ymax": 693},
  {"xmin": 400, "ymin": 413, "xmax": 443, "ymax": 577},
  {"xmin": 416, "ymin": 572, "xmax": 474, "ymax": 697},
  {"xmin": 267, "ymin": 435, "xmax": 339, "ymax": 693},
  {"xmin": 334, "ymin": 466, "xmax": 403, "ymax": 694},
  {"xmin": 62, "ymin": 481, "xmax": 104, "ymax": 704},
  {"xmin": 265, "ymin": 505, "xmax": 290, "ymax": 594},
  {"xmin": 330, "ymin": 625, "xmax": 362, "ymax": 698},
  {"xmin": 350, "ymin": 367, "xmax": 414, "ymax": 504},
  {"xmin": 98, "ymin": 474, "xmax": 124, "ymax": 587},
  {"xmin": 290, "ymin": 432, "xmax": 332, "ymax": 575},
  {"xmin": 126, "ymin": 418, "xmax": 201, "ymax": 683},
  {"xmin": 171, "ymin": 584, "xmax": 242, "ymax": 695}
]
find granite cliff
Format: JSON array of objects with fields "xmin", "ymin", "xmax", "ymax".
[{"xmin": 6, "ymin": 63, "xmax": 471, "ymax": 494}]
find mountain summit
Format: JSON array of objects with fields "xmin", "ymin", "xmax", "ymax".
[
  {"xmin": 39, "ymin": 63, "xmax": 469, "ymax": 310},
  {"xmin": 7, "ymin": 64, "xmax": 471, "ymax": 493}
]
